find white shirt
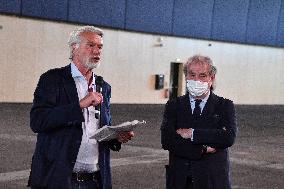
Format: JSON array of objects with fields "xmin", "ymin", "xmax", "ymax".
[{"xmin": 71, "ymin": 62, "xmax": 99, "ymax": 173}]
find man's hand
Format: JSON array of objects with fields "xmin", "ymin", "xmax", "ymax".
[
  {"xmin": 79, "ymin": 92, "xmax": 103, "ymax": 108},
  {"xmin": 206, "ymin": 146, "xmax": 216, "ymax": 153},
  {"xmin": 117, "ymin": 131, "xmax": 134, "ymax": 143},
  {"xmin": 176, "ymin": 128, "xmax": 193, "ymax": 139},
  {"xmin": 202, "ymin": 145, "xmax": 217, "ymax": 154}
]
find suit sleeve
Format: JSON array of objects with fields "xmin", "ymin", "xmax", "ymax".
[
  {"xmin": 161, "ymin": 100, "xmax": 203, "ymax": 159},
  {"xmin": 30, "ymin": 72, "xmax": 84, "ymax": 133},
  {"xmin": 192, "ymin": 100, "xmax": 237, "ymax": 148}
]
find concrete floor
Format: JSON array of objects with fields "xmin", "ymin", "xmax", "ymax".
[{"xmin": 0, "ymin": 103, "xmax": 283, "ymax": 189}]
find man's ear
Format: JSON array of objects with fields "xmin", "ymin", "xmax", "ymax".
[
  {"xmin": 211, "ymin": 74, "xmax": 215, "ymax": 81},
  {"xmin": 71, "ymin": 43, "xmax": 79, "ymax": 57},
  {"xmin": 72, "ymin": 43, "xmax": 79, "ymax": 50},
  {"xmin": 210, "ymin": 74, "xmax": 216, "ymax": 91}
]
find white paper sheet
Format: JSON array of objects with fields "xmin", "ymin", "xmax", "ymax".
[{"xmin": 90, "ymin": 120, "xmax": 146, "ymax": 142}]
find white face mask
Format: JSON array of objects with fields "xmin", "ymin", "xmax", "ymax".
[{"xmin": 186, "ymin": 80, "xmax": 209, "ymax": 97}]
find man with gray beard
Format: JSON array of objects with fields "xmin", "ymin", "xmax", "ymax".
[{"xmin": 28, "ymin": 26, "xmax": 134, "ymax": 189}]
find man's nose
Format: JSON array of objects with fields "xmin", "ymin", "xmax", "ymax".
[
  {"xmin": 93, "ymin": 47, "xmax": 101, "ymax": 55},
  {"xmin": 193, "ymin": 76, "xmax": 199, "ymax": 81}
]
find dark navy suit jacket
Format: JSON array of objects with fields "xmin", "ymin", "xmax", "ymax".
[
  {"xmin": 161, "ymin": 93, "xmax": 237, "ymax": 189},
  {"xmin": 28, "ymin": 64, "xmax": 121, "ymax": 189}
]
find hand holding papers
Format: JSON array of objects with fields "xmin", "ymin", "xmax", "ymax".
[{"xmin": 91, "ymin": 120, "xmax": 146, "ymax": 142}]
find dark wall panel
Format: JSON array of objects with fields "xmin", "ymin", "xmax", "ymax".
[
  {"xmin": 125, "ymin": 0, "xmax": 174, "ymax": 34},
  {"xmin": 21, "ymin": 0, "xmax": 68, "ymax": 20},
  {"xmin": 0, "ymin": 0, "xmax": 21, "ymax": 14},
  {"xmin": 246, "ymin": 0, "xmax": 282, "ymax": 45},
  {"xmin": 276, "ymin": 0, "xmax": 284, "ymax": 46},
  {"xmin": 212, "ymin": 0, "xmax": 249, "ymax": 43},
  {"xmin": 1, "ymin": 0, "xmax": 284, "ymax": 48},
  {"xmin": 172, "ymin": 0, "xmax": 214, "ymax": 39},
  {"xmin": 68, "ymin": 0, "xmax": 125, "ymax": 29}
]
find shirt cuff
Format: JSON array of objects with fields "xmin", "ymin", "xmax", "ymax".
[{"xmin": 191, "ymin": 129, "xmax": 194, "ymax": 141}]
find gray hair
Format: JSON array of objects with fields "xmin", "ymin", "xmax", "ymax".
[
  {"xmin": 183, "ymin": 55, "xmax": 217, "ymax": 77},
  {"xmin": 68, "ymin": 26, "xmax": 103, "ymax": 59}
]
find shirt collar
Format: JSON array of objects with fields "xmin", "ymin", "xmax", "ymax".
[
  {"xmin": 189, "ymin": 90, "xmax": 211, "ymax": 103},
  {"xmin": 71, "ymin": 62, "xmax": 84, "ymax": 78}
]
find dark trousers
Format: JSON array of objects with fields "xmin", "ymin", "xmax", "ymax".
[
  {"xmin": 71, "ymin": 179, "xmax": 102, "ymax": 189},
  {"xmin": 185, "ymin": 177, "xmax": 194, "ymax": 189},
  {"xmin": 166, "ymin": 164, "xmax": 194, "ymax": 189},
  {"xmin": 71, "ymin": 172, "xmax": 102, "ymax": 189},
  {"xmin": 30, "ymin": 176, "xmax": 102, "ymax": 189}
]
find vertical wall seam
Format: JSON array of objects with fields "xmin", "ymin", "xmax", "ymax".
[
  {"xmin": 245, "ymin": 0, "xmax": 251, "ymax": 43},
  {"xmin": 20, "ymin": 0, "xmax": 23, "ymax": 15},
  {"xmin": 66, "ymin": 0, "xmax": 70, "ymax": 21},
  {"xmin": 170, "ymin": 0, "xmax": 176, "ymax": 35},
  {"xmin": 210, "ymin": 0, "xmax": 216, "ymax": 38},
  {"xmin": 275, "ymin": 0, "xmax": 283, "ymax": 46},
  {"xmin": 124, "ymin": 0, "xmax": 128, "ymax": 29}
]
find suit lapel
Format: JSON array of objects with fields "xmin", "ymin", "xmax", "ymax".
[
  {"xmin": 178, "ymin": 95, "xmax": 193, "ymax": 124},
  {"xmin": 61, "ymin": 64, "xmax": 79, "ymax": 103},
  {"xmin": 180, "ymin": 95, "xmax": 192, "ymax": 113},
  {"xmin": 202, "ymin": 93, "xmax": 218, "ymax": 116},
  {"xmin": 93, "ymin": 74, "xmax": 108, "ymax": 127}
]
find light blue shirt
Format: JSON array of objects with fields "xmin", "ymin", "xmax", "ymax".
[
  {"xmin": 189, "ymin": 91, "xmax": 210, "ymax": 114},
  {"xmin": 71, "ymin": 62, "xmax": 83, "ymax": 78}
]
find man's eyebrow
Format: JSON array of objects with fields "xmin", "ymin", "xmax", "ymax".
[{"xmin": 85, "ymin": 41, "xmax": 103, "ymax": 46}]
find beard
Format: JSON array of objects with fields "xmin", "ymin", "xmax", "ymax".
[{"xmin": 84, "ymin": 57, "xmax": 100, "ymax": 70}]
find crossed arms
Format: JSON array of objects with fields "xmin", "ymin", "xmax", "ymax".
[{"xmin": 161, "ymin": 99, "xmax": 237, "ymax": 159}]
